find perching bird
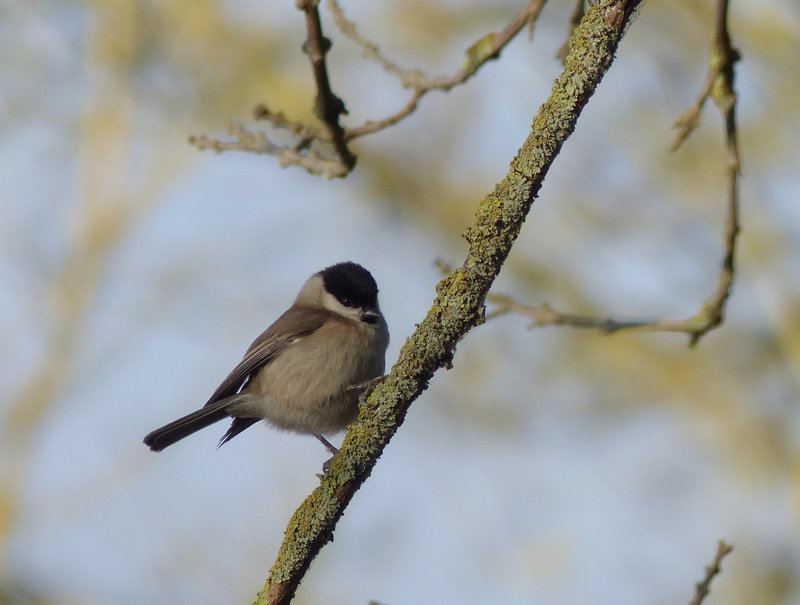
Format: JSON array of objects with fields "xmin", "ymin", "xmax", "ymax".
[{"xmin": 143, "ymin": 262, "xmax": 389, "ymax": 462}]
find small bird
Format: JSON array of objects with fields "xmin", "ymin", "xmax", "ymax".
[{"xmin": 143, "ymin": 262, "xmax": 389, "ymax": 463}]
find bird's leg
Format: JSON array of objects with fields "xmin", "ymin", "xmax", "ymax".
[
  {"xmin": 347, "ymin": 374, "xmax": 388, "ymax": 405},
  {"xmin": 314, "ymin": 375, "xmax": 387, "ymax": 474},
  {"xmin": 315, "ymin": 433, "xmax": 339, "ymax": 456},
  {"xmin": 314, "ymin": 433, "xmax": 338, "ymax": 474}
]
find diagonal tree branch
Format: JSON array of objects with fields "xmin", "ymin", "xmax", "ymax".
[{"xmin": 255, "ymin": 1, "xmax": 644, "ymax": 603}]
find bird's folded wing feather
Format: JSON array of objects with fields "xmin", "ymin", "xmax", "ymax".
[{"xmin": 202, "ymin": 306, "xmax": 330, "ymax": 406}]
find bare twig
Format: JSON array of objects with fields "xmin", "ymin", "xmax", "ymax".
[
  {"xmin": 190, "ymin": 1, "xmax": 551, "ymax": 176},
  {"xmin": 343, "ymin": 88, "xmax": 426, "ymax": 140},
  {"xmin": 486, "ymin": 294, "xmax": 706, "ymax": 335},
  {"xmin": 298, "ymin": 0, "xmax": 355, "ymax": 170},
  {"xmin": 190, "ymin": 1, "xmax": 553, "ymax": 175},
  {"xmin": 189, "ymin": 0, "xmax": 355, "ymax": 178},
  {"xmin": 669, "ymin": 0, "xmax": 740, "ymax": 153},
  {"xmin": 256, "ymin": 2, "xmax": 644, "ymax": 602},
  {"xmin": 689, "ymin": 541, "xmax": 734, "ymax": 605},
  {"xmin": 326, "ymin": 0, "xmax": 425, "ymax": 86},
  {"xmin": 487, "ymin": 0, "xmax": 741, "ymax": 348},
  {"xmin": 330, "ymin": 0, "xmax": 549, "ymax": 140},
  {"xmin": 189, "ymin": 121, "xmax": 349, "ymax": 179},
  {"xmin": 672, "ymin": 0, "xmax": 742, "ymax": 346},
  {"xmin": 669, "ymin": 74, "xmax": 716, "ymax": 152}
]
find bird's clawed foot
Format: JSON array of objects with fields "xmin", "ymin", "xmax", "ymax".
[{"xmin": 349, "ymin": 374, "xmax": 388, "ymax": 406}]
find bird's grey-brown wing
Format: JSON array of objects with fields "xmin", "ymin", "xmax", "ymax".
[
  {"xmin": 203, "ymin": 305, "xmax": 329, "ymax": 405},
  {"xmin": 143, "ymin": 306, "xmax": 329, "ymax": 451},
  {"xmin": 209, "ymin": 305, "xmax": 331, "ymax": 446}
]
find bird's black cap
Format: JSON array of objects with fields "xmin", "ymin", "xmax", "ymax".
[{"xmin": 319, "ymin": 262, "xmax": 378, "ymax": 309}]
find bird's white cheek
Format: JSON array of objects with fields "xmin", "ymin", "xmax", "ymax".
[{"xmin": 319, "ymin": 290, "xmax": 361, "ymax": 321}]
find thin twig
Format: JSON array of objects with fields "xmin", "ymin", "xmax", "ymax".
[
  {"xmin": 669, "ymin": 74, "xmax": 716, "ymax": 152},
  {"xmin": 189, "ymin": 0, "xmax": 355, "ymax": 178},
  {"xmin": 486, "ymin": 294, "xmax": 701, "ymax": 334},
  {"xmin": 669, "ymin": 0, "xmax": 740, "ymax": 153},
  {"xmin": 487, "ymin": 0, "xmax": 741, "ymax": 348},
  {"xmin": 298, "ymin": 0, "xmax": 355, "ymax": 170},
  {"xmin": 326, "ymin": 0, "xmax": 425, "ymax": 86},
  {"xmin": 680, "ymin": 0, "xmax": 741, "ymax": 346},
  {"xmin": 331, "ymin": 0, "xmax": 549, "ymax": 140},
  {"xmin": 190, "ymin": 0, "xmax": 550, "ymax": 175},
  {"xmin": 189, "ymin": 121, "xmax": 349, "ymax": 178},
  {"xmin": 689, "ymin": 541, "xmax": 734, "ymax": 605}
]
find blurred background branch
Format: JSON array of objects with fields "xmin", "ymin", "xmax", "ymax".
[
  {"xmin": 689, "ymin": 541, "xmax": 734, "ymax": 605},
  {"xmin": 483, "ymin": 0, "xmax": 741, "ymax": 347},
  {"xmin": 189, "ymin": 0, "xmax": 549, "ymax": 177},
  {"xmin": 333, "ymin": 0, "xmax": 548, "ymax": 140}
]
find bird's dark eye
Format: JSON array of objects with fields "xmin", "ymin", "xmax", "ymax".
[{"xmin": 340, "ymin": 297, "xmax": 353, "ymax": 307}]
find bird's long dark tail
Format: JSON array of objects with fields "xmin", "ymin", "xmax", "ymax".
[{"xmin": 144, "ymin": 398, "xmax": 235, "ymax": 452}]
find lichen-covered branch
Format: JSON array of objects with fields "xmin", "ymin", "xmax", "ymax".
[
  {"xmin": 489, "ymin": 0, "xmax": 741, "ymax": 348},
  {"xmin": 255, "ymin": 2, "xmax": 644, "ymax": 603}
]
